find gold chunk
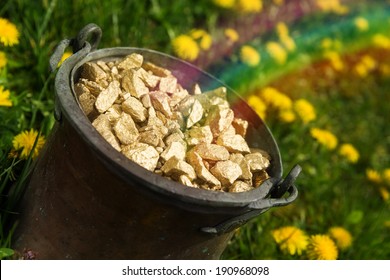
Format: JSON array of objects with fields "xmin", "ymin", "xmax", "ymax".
[
  {"xmin": 186, "ymin": 99, "xmax": 204, "ymax": 128},
  {"xmin": 156, "ymin": 111, "xmax": 168, "ymax": 125},
  {"xmin": 229, "ymin": 181, "xmax": 254, "ymax": 192},
  {"xmin": 170, "ymin": 89, "xmax": 189, "ymax": 107},
  {"xmin": 192, "ymin": 143, "xmax": 230, "ymax": 161},
  {"xmin": 221, "ymin": 125, "xmax": 236, "ymax": 136},
  {"xmin": 122, "ymin": 70, "xmax": 149, "ymax": 98},
  {"xmin": 245, "ymin": 152, "xmax": 270, "ymax": 172},
  {"xmin": 150, "ymin": 91, "xmax": 172, "ymax": 118},
  {"xmin": 95, "ymin": 80, "xmax": 121, "ymax": 113},
  {"xmin": 139, "ymin": 129, "xmax": 162, "ymax": 147},
  {"xmin": 164, "ymin": 132, "xmax": 186, "ymax": 148},
  {"xmin": 232, "ymin": 118, "xmax": 249, "ymax": 137},
  {"xmin": 140, "ymin": 94, "xmax": 152, "ymax": 108},
  {"xmin": 81, "ymin": 62, "xmax": 108, "ymax": 82},
  {"xmin": 206, "ymin": 87, "xmax": 230, "ymax": 109},
  {"xmin": 253, "ymin": 170, "xmax": 270, "ymax": 187},
  {"xmin": 159, "ymin": 76, "xmax": 177, "ymax": 93},
  {"xmin": 177, "ymin": 95, "xmax": 195, "ymax": 118},
  {"xmin": 74, "ymin": 82, "xmax": 90, "ymax": 96},
  {"xmin": 206, "ymin": 107, "xmax": 234, "ymax": 137},
  {"xmin": 171, "ymin": 111, "xmax": 185, "ymax": 130},
  {"xmin": 193, "ymin": 83, "xmax": 202, "ymax": 95},
  {"xmin": 160, "ymin": 141, "xmax": 187, "ymax": 162},
  {"xmin": 77, "ymin": 90, "xmax": 96, "ymax": 117},
  {"xmin": 250, "ymin": 148, "xmax": 271, "ymax": 160},
  {"xmin": 105, "ymin": 104, "xmax": 122, "ymax": 124},
  {"xmin": 216, "ymin": 133, "xmax": 250, "ymax": 153},
  {"xmin": 193, "ymin": 94, "xmax": 211, "ymax": 112},
  {"xmin": 178, "ymin": 175, "xmax": 196, "ymax": 187},
  {"xmin": 229, "ymin": 153, "xmax": 252, "ymax": 180},
  {"xmin": 113, "ymin": 112, "xmax": 139, "ymax": 145},
  {"xmin": 122, "ymin": 96, "xmax": 148, "ymax": 122},
  {"xmin": 117, "ymin": 53, "xmax": 143, "ymax": 71},
  {"xmin": 204, "ymin": 86, "xmax": 227, "ymax": 100},
  {"xmin": 92, "ymin": 114, "xmax": 121, "ymax": 152},
  {"xmin": 96, "ymin": 60, "xmax": 111, "ymax": 73},
  {"xmin": 187, "ymin": 151, "xmax": 221, "ymax": 186},
  {"xmin": 146, "ymin": 116, "xmax": 169, "ymax": 137},
  {"xmin": 109, "ymin": 66, "xmax": 121, "ymax": 81},
  {"xmin": 210, "ymin": 160, "xmax": 242, "ymax": 186},
  {"xmin": 185, "ymin": 126, "xmax": 213, "ymax": 146},
  {"xmin": 79, "ymin": 78, "xmax": 105, "ymax": 96},
  {"xmin": 122, "ymin": 143, "xmax": 159, "ymax": 172},
  {"xmin": 161, "ymin": 157, "xmax": 196, "ymax": 180},
  {"xmin": 143, "ymin": 61, "xmax": 172, "ymax": 77},
  {"xmin": 165, "ymin": 119, "xmax": 181, "ymax": 134},
  {"xmin": 137, "ymin": 67, "xmax": 160, "ymax": 88}
]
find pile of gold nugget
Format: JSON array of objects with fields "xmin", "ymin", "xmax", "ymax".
[{"xmin": 74, "ymin": 53, "xmax": 271, "ymax": 192}]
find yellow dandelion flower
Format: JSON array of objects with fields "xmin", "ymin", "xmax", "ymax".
[
  {"xmin": 321, "ymin": 38, "xmax": 333, "ymax": 49},
  {"xmin": 0, "ymin": 18, "xmax": 20, "ymax": 46},
  {"xmin": 272, "ymin": 226, "xmax": 309, "ymax": 256},
  {"xmin": 361, "ymin": 55, "xmax": 377, "ymax": 70},
  {"xmin": 212, "ymin": 0, "xmax": 235, "ymax": 9},
  {"xmin": 247, "ymin": 95, "xmax": 266, "ymax": 120},
  {"xmin": 267, "ymin": 41, "xmax": 287, "ymax": 65},
  {"xmin": 293, "ymin": 99, "xmax": 316, "ymax": 124},
  {"xmin": 279, "ymin": 110, "xmax": 296, "ymax": 123},
  {"xmin": 12, "ymin": 129, "xmax": 46, "ymax": 159},
  {"xmin": 310, "ymin": 128, "xmax": 338, "ymax": 150},
  {"xmin": 316, "ymin": 0, "xmax": 348, "ymax": 14},
  {"xmin": 172, "ymin": 35, "xmax": 199, "ymax": 61},
  {"xmin": 0, "ymin": 51, "xmax": 7, "ymax": 68},
  {"xmin": 273, "ymin": 0, "xmax": 284, "ymax": 6},
  {"xmin": 0, "ymin": 86, "xmax": 12, "ymax": 107},
  {"xmin": 57, "ymin": 51, "xmax": 72, "ymax": 67},
  {"xmin": 307, "ymin": 234, "xmax": 338, "ymax": 260},
  {"xmin": 354, "ymin": 63, "xmax": 369, "ymax": 77},
  {"xmin": 276, "ymin": 22, "xmax": 289, "ymax": 39},
  {"xmin": 379, "ymin": 64, "xmax": 390, "ymax": 76},
  {"xmin": 354, "ymin": 17, "xmax": 369, "ymax": 32},
  {"xmin": 383, "ymin": 168, "xmax": 390, "ymax": 185},
  {"xmin": 366, "ymin": 168, "xmax": 382, "ymax": 184},
  {"xmin": 260, "ymin": 87, "xmax": 292, "ymax": 110},
  {"xmin": 224, "ymin": 28, "xmax": 239, "ymax": 43},
  {"xmin": 379, "ymin": 187, "xmax": 389, "ymax": 201},
  {"xmin": 324, "ymin": 51, "xmax": 344, "ymax": 71},
  {"xmin": 334, "ymin": 5, "xmax": 349, "ymax": 15},
  {"xmin": 372, "ymin": 34, "xmax": 390, "ymax": 49},
  {"xmin": 240, "ymin": 45, "xmax": 260, "ymax": 67},
  {"xmin": 189, "ymin": 29, "xmax": 212, "ymax": 50},
  {"xmin": 328, "ymin": 227, "xmax": 353, "ymax": 250},
  {"xmin": 338, "ymin": 143, "xmax": 360, "ymax": 163},
  {"xmin": 236, "ymin": 0, "xmax": 263, "ymax": 13},
  {"xmin": 280, "ymin": 36, "xmax": 296, "ymax": 52}
]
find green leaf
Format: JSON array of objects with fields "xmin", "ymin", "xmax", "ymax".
[{"xmin": 0, "ymin": 248, "xmax": 14, "ymax": 259}]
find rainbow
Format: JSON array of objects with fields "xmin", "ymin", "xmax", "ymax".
[{"xmin": 205, "ymin": 1, "xmax": 390, "ymax": 96}]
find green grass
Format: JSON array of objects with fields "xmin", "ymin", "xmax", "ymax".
[{"xmin": 1, "ymin": 0, "xmax": 389, "ymax": 260}]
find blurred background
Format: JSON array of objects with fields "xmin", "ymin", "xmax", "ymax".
[{"xmin": 0, "ymin": 0, "xmax": 389, "ymax": 259}]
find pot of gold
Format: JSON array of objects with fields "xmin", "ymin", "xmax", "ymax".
[{"xmin": 14, "ymin": 24, "xmax": 301, "ymax": 259}]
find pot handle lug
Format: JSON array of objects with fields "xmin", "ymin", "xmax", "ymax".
[
  {"xmin": 201, "ymin": 164, "xmax": 301, "ymax": 235},
  {"xmin": 49, "ymin": 23, "xmax": 102, "ymax": 72},
  {"xmin": 49, "ymin": 24, "xmax": 102, "ymax": 121}
]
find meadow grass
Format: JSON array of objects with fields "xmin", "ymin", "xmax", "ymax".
[{"xmin": 1, "ymin": 0, "xmax": 389, "ymax": 259}]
